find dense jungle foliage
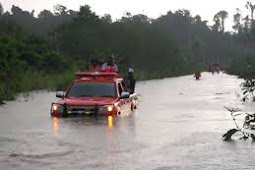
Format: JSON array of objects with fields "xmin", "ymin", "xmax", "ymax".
[{"xmin": 1, "ymin": 2, "xmax": 255, "ymax": 103}]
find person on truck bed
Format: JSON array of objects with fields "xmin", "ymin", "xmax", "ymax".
[
  {"xmin": 101, "ymin": 55, "xmax": 118, "ymax": 73},
  {"xmin": 88, "ymin": 58, "xmax": 102, "ymax": 72}
]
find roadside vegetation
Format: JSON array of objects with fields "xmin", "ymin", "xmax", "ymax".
[
  {"xmin": 223, "ymin": 106, "xmax": 255, "ymax": 142},
  {"xmin": 1, "ymin": 2, "xmax": 255, "ymax": 103}
]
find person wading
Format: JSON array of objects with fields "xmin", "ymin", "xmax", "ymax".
[
  {"xmin": 194, "ymin": 71, "xmax": 201, "ymax": 80},
  {"xmin": 124, "ymin": 68, "xmax": 136, "ymax": 94}
]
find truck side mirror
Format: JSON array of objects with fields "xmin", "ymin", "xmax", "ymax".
[
  {"xmin": 120, "ymin": 92, "xmax": 130, "ymax": 99},
  {"xmin": 56, "ymin": 91, "xmax": 64, "ymax": 98}
]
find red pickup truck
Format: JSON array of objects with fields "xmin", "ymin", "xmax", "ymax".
[{"xmin": 50, "ymin": 72, "xmax": 137, "ymax": 117}]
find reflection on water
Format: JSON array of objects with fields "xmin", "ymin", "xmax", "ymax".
[
  {"xmin": 51, "ymin": 117, "xmax": 59, "ymax": 136},
  {"xmin": 107, "ymin": 115, "xmax": 114, "ymax": 127}
]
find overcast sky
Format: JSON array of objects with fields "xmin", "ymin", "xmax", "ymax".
[{"xmin": 0, "ymin": 0, "xmax": 252, "ymax": 31}]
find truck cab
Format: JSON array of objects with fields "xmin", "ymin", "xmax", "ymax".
[{"xmin": 50, "ymin": 72, "xmax": 137, "ymax": 117}]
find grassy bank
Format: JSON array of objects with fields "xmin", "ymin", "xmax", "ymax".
[
  {"xmin": 0, "ymin": 66, "xmax": 198, "ymax": 104},
  {"xmin": 0, "ymin": 69, "xmax": 75, "ymax": 103}
]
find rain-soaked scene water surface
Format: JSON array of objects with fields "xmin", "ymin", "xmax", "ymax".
[
  {"xmin": 1, "ymin": 73, "xmax": 255, "ymax": 170},
  {"xmin": 3, "ymin": 0, "xmax": 255, "ymax": 169}
]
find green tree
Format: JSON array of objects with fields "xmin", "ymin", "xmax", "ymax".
[
  {"xmin": 246, "ymin": 1, "xmax": 255, "ymax": 21},
  {"xmin": 0, "ymin": 3, "xmax": 3, "ymax": 16},
  {"xmin": 212, "ymin": 17, "xmax": 221, "ymax": 32},
  {"xmin": 77, "ymin": 5, "xmax": 98, "ymax": 22},
  {"xmin": 53, "ymin": 4, "xmax": 68, "ymax": 16},
  {"xmin": 38, "ymin": 10, "xmax": 54, "ymax": 19},
  {"xmin": 101, "ymin": 14, "xmax": 112, "ymax": 23},
  {"xmin": 233, "ymin": 8, "xmax": 242, "ymax": 34},
  {"xmin": 213, "ymin": 11, "xmax": 228, "ymax": 32},
  {"xmin": 191, "ymin": 37, "xmax": 205, "ymax": 64}
]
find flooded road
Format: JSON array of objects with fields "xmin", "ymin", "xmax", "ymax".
[{"xmin": 1, "ymin": 72, "xmax": 255, "ymax": 170}]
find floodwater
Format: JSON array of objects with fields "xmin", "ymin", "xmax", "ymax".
[{"xmin": 1, "ymin": 72, "xmax": 255, "ymax": 170}]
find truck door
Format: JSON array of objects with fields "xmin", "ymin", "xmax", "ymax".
[{"xmin": 118, "ymin": 82, "xmax": 131, "ymax": 115}]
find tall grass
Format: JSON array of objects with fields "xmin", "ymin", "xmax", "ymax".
[
  {"xmin": 0, "ymin": 64, "xmax": 197, "ymax": 104},
  {"xmin": 0, "ymin": 69, "xmax": 75, "ymax": 103}
]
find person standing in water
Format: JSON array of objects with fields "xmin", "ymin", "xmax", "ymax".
[
  {"xmin": 124, "ymin": 68, "xmax": 136, "ymax": 94},
  {"xmin": 194, "ymin": 71, "xmax": 201, "ymax": 80}
]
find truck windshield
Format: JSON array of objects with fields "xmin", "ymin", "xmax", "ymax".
[{"xmin": 67, "ymin": 82, "xmax": 116, "ymax": 98}]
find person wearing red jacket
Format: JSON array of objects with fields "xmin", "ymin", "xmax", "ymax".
[
  {"xmin": 194, "ymin": 71, "xmax": 201, "ymax": 80},
  {"xmin": 88, "ymin": 58, "xmax": 102, "ymax": 72}
]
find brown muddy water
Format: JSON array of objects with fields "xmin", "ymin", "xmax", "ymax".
[{"xmin": 1, "ymin": 72, "xmax": 255, "ymax": 170}]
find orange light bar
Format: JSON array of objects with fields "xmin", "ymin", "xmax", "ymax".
[{"xmin": 75, "ymin": 72, "xmax": 119, "ymax": 79}]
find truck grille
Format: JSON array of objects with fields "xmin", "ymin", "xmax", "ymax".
[{"xmin": 67, "ymin": 106, "xmax": 98, "ymax": 115}]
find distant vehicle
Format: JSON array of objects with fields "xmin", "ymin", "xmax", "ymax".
[
  {"xmin": 207, "ymin": 63, "xmax": 220, "ymax": 74},
  {"xmin": 50, "ymin": 72, "xmax": 138, "ymax": 117}
]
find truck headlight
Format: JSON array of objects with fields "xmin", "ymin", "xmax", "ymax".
[
  {"xmin": 53, "ymin": 105, "xmax": 58, "ymax": 111},
  {"xmin": 98, "ymin": 105, "xmax": 114, "ymax": 114},
  {"xmin": 107, "ymin": 105, "xmax": 113, "ymax": 112},
  {"xmin": 51, "ymin": 103, "xmax": 64, "ymax": 114}
]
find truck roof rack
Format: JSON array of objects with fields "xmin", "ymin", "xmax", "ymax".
[{"xmin": 75, "ymin": 72, "xmax": 119, "ymax": 79}]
